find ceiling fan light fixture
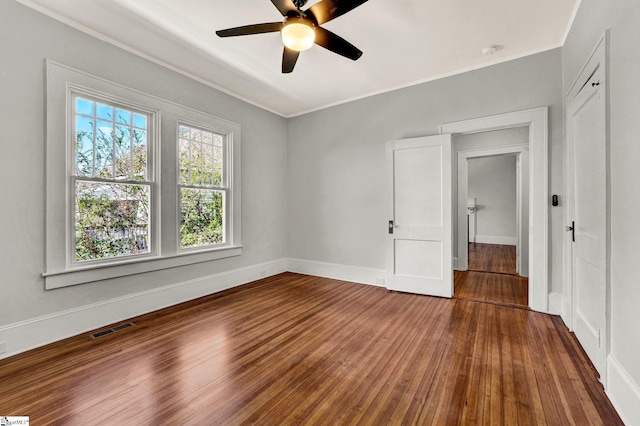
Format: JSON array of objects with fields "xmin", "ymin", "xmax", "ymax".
[{"xmin": 281, "ymin": 19, "xmax": 315, "ymax": 51}]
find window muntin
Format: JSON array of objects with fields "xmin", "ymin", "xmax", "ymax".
[
  {"xmin": 178, "ymin": 124, "xmax": 227, "ymax": 249},
  {"xmin": 72, "ymin": 96, "xmax": 153, "ymax": 263}
]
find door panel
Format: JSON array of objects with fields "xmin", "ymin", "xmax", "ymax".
[
  {"xmin": 386, "ymin": 135, "xmax": 452, "ymax": 298},
  {"xmin": 394, "ymin": 239, "xmax": 443, "ymax": 278},
  {"xmin": 394, "ymin": 146, "xmax": 443, "ymax": 227},
  {"xmin": 569, "ymin": 65, "xmax": 607, "ymax": 376}
]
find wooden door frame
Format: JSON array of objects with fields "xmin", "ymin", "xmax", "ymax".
[
  {"xmin": 564, "ymin": 32, "xmax": 610, "ymax": 383},
  {"xmin": 457, "ymin": 146, "xmax": 529, "ymax": 276},
  {"xmin": 441, "ymin": 107, "xmax": 549, "ymax": 313}
]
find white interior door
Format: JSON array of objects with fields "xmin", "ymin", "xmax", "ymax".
[
  {"xmin": 385, "ymin": 134, "xmax": 453, "ymax": 297},
  {"xmin": 568, "ymin": 64, "xmax": 607, "ymax": 376}
]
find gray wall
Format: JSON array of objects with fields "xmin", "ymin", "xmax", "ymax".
[
  {"xmin": 287, "ymin": 48, "xmax": 563, "ymax": 292},
  {"xmin": 468, "ymin": 155, "xmax": 517, "ymax": 242},
  {"xmin": 563, "ymin": 0, "xmax": 640, "ymax": 397},
  {"xmin": 0, "ymin": 1, "xmax": 288, "ymax": 325}
]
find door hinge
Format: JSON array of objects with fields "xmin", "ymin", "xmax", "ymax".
[
  {"xmin": 565, "ymin": 221, "xmax": 575, "ymax": 242},
  {"xmin": 388, "ymin": 220, "xmax": 394, "ymax": 234}
]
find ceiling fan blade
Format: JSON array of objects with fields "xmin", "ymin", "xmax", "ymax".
[
  {"xmin": 282, "ymin": 47, "xmax": 300, "ymax": 73},
  {"xmin": 306, "ymin": 0, "xmax": 369, "ymax": 25},
  {"xmin": 271, "ymin": 0, "xmax": 298, "ymax": 16},
  {"xmin": 314, "ymin": 27, "xmax": 362, "ymax": 61},
  {"xmin": 216, "ymin": 22, "xmax": 283, "ymax": 37}
]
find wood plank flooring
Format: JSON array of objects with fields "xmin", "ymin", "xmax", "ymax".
[
  {"xmin": 0, "ymin": 273, "xmax": 621, "ymax": 425},
  {"xmin": 457, "ymin": 243, "xmax": 528, "ymax": 307},
  {"xmin": 454, "ymin": 270, "xmax": 529, "ymax": 307},
  {"xmin": 468, "ymin": 243, "xmax": 517, "ymax": 274}
]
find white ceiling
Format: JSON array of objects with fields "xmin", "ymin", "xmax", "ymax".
[{"xmin": 19, "ymin": 0, "xmax": 578, "ymax": 117}]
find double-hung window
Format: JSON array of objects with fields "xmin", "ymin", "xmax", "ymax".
[
  {"xmin": 73, "ymin": 96, "xmax": 155, "ymax": 262},
  {"xmin": 178, "ymin": 124, "xmax": 228, "ymax": 250},
  {"xmin": 44, "ymin": 60, "xmax": 241, "ymax": 289}
]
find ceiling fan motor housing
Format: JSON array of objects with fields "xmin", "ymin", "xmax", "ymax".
[{"xmin": 293, "ymin": 0, "xmax": 308, "ymax": 9}]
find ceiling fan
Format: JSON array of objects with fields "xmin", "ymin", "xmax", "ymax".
[{"xmin": 216, "ymin": 0, "xmax": 369, "ymax": 73}]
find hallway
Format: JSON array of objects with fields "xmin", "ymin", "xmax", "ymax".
[{"xmin": 455, "ymin": 243, "xmax": 528, "ymax": 307}]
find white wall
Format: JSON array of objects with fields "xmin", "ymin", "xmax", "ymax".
[
  {"xmin": 468, "ymin": 155, "xmax": 517, "ymax": 244},
  {"xmin": 0, "ymin": 1, "xmax": 288, "ymax": 352},
  {"xmin": 563, "ymin": 0, "xmax": 640, "ymax": 422}
]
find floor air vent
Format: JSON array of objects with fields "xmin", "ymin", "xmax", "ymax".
[{"xmin": 90, "ymin": 322, "xmax": 135, "ymax": 339}]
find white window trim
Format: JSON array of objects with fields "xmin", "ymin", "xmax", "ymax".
[{"xmin": 44, "ymin": 60, "xmax": 242, "ymax": 290}]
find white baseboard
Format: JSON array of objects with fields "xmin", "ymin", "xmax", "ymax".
[
  {"xmin": 607, "ymin": 355, "xmax": 640, "ymax": 425},
  {"xmin": 287, "ymin": 258, "xmax": 386, "ymax": 287},
  {"xmin": 453, "ymin": 257, "xmax": 459, "ymax": 270},
  {"xmin": 548, "ymin": 292, "xmax": 565, "ymax": 317},
  {"xmin": 0, "ymin": 258, "xmax": 288, "ymax": 360},
  {"xmin": 475, "ymin": 235, "xmax": 517, "ymax": 245}
]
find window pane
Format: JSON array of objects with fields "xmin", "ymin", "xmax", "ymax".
[
  {"xmin": 202, "ymin": 144, "xmax": 213, "ymax": 187},
  {"xmin": 74, "ymin": 100, "xmax": 150, "ymax": 183},
  {"xmin": 96, "ymin": 121, "xmax": 114, "ymax": 178},
  {"xmin": 180, "ymin": 188, "xmax": 224, "ymax": 248},
  {"xmin": 213, "ymin": 146, "xmax": 223, "ymax": 187},
  {"xmin": 133, "ymin": 113, "xmax": 147, "ymax": 129},
  {"xmin": 76, "ymin": 98, "xmax": 94, "ymax": 116},
  {"xmin": 178, "ymin": 125, "xmax": 224, "ymax": 188},
  {"xmin": 179, "ymin": 139, "xmax": 190, "ymax": 185},
  {"xmin": 97, "ymin": 103, "xmax": 114, "ymax": 121},
  {"xmin": 132, "ymin": 129, "xmax": 147, "ymax": 181},
  {"xmin": 76, "ymin": 115, "xmax": 94, "ymax": 176},
  {"xmin": 75, "ymin": 180, "xmax": 150, "ymax": 261},
  {"xmin": 190, "ymin": 140, "xmax": 203, "ymax": 186},
  {"xmin": 190, "ymin": 128, "xmax": 202, "ymax": 142},
  {"xmin": 115, "ymin": 108, "xmax": 131, "ymax": 125},
  {"xmin": 115, "ymin": 125, "xmax": 131, "ymax": 179},
  {"xmin": 202, "ymin": 130, "xmax": 213, "ymax": 144}
]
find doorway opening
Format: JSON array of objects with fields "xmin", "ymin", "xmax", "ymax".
[
  {"xmin": 454, "ymin": 270, "xmax": 528, "ymax": 307},
  {"xmin": 440, "ymin": 107, "xmax": 549, "ymax": 312},
  {"xmin": 465, "ymin": 151, "xmax": 525, "ymax": 274},
  {"xmin": 453, "ymin": 141, "xmax": 529, "ymax": 307}
]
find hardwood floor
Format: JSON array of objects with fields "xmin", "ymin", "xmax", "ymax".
[
  {"xmin": 457, "ymin": 243, "xmax": 528, "ymax": 307},
  {"xmin": 454, "ymin": 270, "xmax": 528, "ymax": 307},
  {"xmin": 0, "ymin": 273, "xmax": 621, "ymax": 425},
  {"xmin": 468, "ymin": 243, "xmax": 517, "ymax": 274}
]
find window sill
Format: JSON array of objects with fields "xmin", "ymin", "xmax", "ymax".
[{"xmin": 43, "ymin": 245, "xmax": 243, "ymax": 290}]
